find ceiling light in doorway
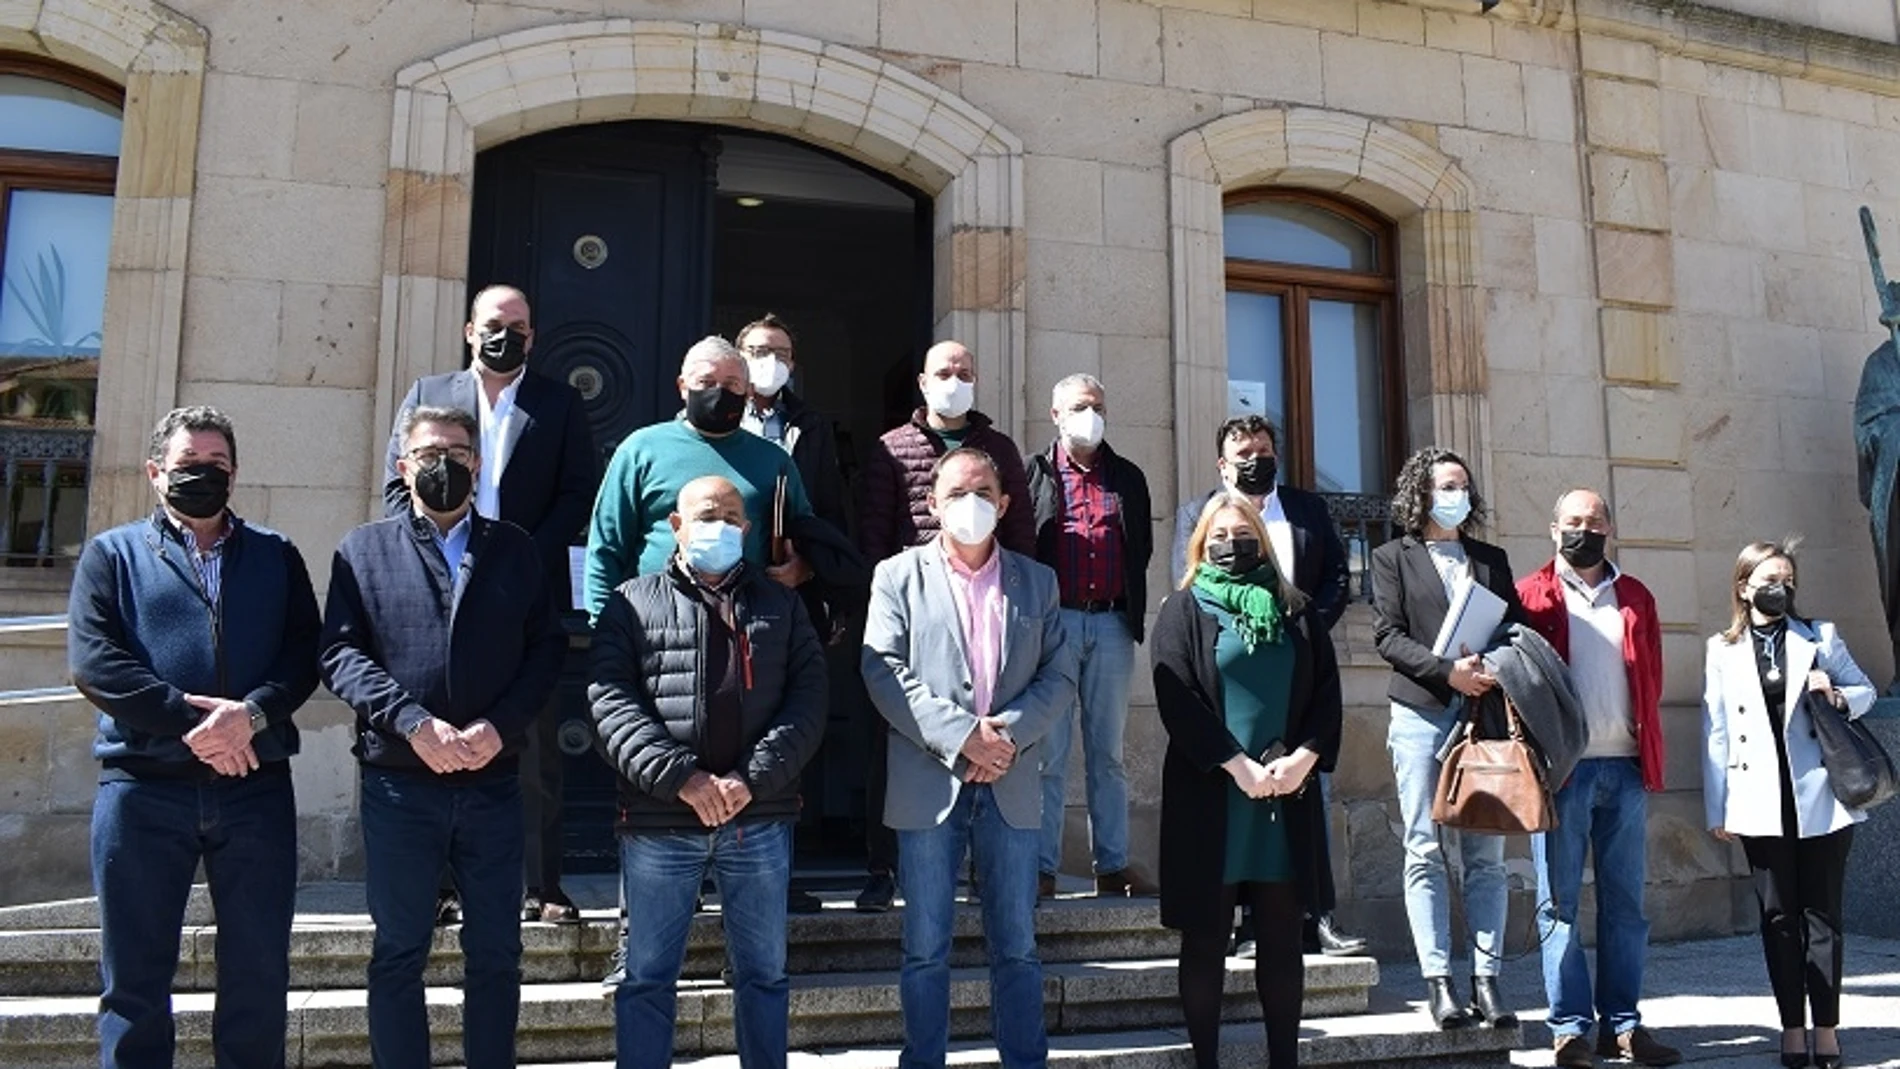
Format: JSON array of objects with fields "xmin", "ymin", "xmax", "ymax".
[{"xmin": 735, "ymin": 196, "xmax": 765, "ymax": 208}]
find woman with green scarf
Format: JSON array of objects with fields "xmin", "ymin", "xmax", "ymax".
[{"xmin": 1151, "ymin": 492, "xmax": 1342, "ymax": 1069}]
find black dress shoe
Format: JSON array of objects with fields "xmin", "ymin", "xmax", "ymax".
[
  {"xmin": 788, "ymin": 887, "xmax": 824, "ymax": 914},
  {"xmin": 1468, "ymin": 976, "xmax": 1518, "ymax": 1028},
  {"xmin": 1426, "ymin": 976, "xmax": 1473, "ymax": 1029},
  {"xmin": 855, "ymin": 871, "xmax": 896, "ymax": 913},
  {"xmin": 1314, "ymin": 914, "xmax": 1368, "ymax": 956}
]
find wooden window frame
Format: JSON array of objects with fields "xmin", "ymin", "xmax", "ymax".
[{"xmin": 1222, "ymin": 188, "xmax": 1405, "ymax": 493}]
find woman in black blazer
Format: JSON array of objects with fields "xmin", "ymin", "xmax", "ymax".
[
  {"xmin": 1152, "ymin": 492, "xmax": 1342, "ymax": 1068},
  {"xmin": 1369, "ymin": 447, "xmax": 1528, "ymax": 1031}
]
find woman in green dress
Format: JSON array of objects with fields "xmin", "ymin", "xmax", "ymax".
[{"xmin": 1151, "ymin": 492, "xmax": 1343, "ymax": 1069}]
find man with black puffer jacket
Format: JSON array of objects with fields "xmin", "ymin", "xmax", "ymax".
[
  {"xmin": 321, "ymin": 404, "xmax": 563, "ymax": 1069},
  {"xmin": 590, "ymin": 474, "xmax": 828, "ymax": 1069}
]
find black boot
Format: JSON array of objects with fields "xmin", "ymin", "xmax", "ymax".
[
  {"xmin": 1468, "ymin": 976, "xmax": 1518, "ymax": 1028},
  {"xmin": 1313, "ymin": 914, "xmax": 1367, "ymax": 956},
  {"xmin": 1425, "ymin": 976, "xmax": 1472, "ymax": 1029}
]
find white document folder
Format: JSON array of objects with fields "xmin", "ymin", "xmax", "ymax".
[{"xmin": 1430, "ymin": 574, "xmax": 1507, "ymax": 657}]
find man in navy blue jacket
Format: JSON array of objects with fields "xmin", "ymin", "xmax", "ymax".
[
  {"xmin": 68, "ymin": 405, "xmax": 322, "ymax": 1069},
  {"xmin": 323, "ymin": 405, "xmax": 564, "ymax": 1069}
]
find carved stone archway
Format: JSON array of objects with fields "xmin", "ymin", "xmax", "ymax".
[
  {"xmin": 2, "ymin": 1, "xmax": 209, "ymax": 531},
  {"xmin": 1167, "ymin": 107, "xmax": 1485, "ymax": 500},
  {"xmin": 377, "ymin": 20, "xmax": 1027, "ymax": 505}
]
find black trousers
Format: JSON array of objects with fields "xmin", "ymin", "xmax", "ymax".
[
  {"xmin": 1179, "ymin": 881, "xmax": 1304, "ymax": 1069},
  {"xmin": 1740, "ymin": 825, "xmax": 1853, "ymax": 1029},
  {"xmin": 520, "ymin": 693, "xmax": 567, "ymax": 892}
]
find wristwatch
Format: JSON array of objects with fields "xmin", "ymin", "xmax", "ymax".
[{"xmin": 248, "ymin": 704, "xmax": 268, "ymax": 735}]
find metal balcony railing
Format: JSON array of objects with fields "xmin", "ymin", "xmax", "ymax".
[
  {"xmin": 1, "ymin": 426, "xmax": 92, "ymax": 567},
  {"xmin": 1319, "ymin": 491, "xmax": 1396, "ymax": 604}
]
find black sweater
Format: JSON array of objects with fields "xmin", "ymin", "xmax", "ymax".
[{"xmin": 320, "ymin": 512, "xmax": 564, "ymax": 782}]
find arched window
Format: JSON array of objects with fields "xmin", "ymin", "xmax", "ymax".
[
  {"xmin": 0, "ymin": 55, "xmax": 122, "ymax": 564},
  {"xmin": 1222, "ymin": 191, "xmax": 1401, "ymax": 495}
]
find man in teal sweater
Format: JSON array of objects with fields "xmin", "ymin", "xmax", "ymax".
[{"xmin": 584, "ymin": 334, "xmax": 815, "ymax": 619}]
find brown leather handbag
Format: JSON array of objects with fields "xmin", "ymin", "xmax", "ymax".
[{"xmin": 1431, "ymin": 696, "xmax": 1555, "ymax": 834}]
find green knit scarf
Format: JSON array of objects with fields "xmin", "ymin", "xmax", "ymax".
[{"xmin": 1192, "ymin": 559, "xmax": 1286, "ymax": 651}]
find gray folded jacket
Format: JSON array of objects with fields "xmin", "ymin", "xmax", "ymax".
[{"xmin": 1481, "ymin": 624, "xmax": 1589, "ymax": 790}]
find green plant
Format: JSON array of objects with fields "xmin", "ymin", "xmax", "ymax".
[{"xmin": 5, "ymin": 245, "xmax": 102, "ymax": 353}]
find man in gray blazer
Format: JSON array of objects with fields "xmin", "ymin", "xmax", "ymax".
[{"xmin": 862, "ymin": 446, "xmax": 1077, "ymax": 1069}]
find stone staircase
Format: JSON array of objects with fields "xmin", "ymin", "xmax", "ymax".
[{"xmin": 0, "ymin": 882, "xmax": 1519, "ymax": 1068}]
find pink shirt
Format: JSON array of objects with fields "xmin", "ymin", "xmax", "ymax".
[{"xmin": 942, "ymin": 538, "xmax": 1004, "ymax": 719}]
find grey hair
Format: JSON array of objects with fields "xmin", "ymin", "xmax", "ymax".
[
  {"xmin": 1551, "ymin": 487, "xmax": 1613, "ymax": 524},
  {"xmin": 1051, "ymin": 373, "xmax": 1106, "ymax": 407},
  {"xmin": 148, "ymin": 406, "xmax": 237, "ymax": 465},
  {"xmin": 401, "ymin": 405, "xmax": 481, "ymax": 456},
  {"xmin": 680, "ymin": 335, "xmax": 742, "ymax": 375}
]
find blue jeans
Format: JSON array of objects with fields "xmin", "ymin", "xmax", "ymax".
[
  {"xmin": 1038, "ymin": 608, "xmax": 1136, "ymax": 875},
  {"xmin": 898, "ymin": 784, "xmax": 1047, "ymax": 1069},
  {"xmin": 616, "ymin": 820, "xmax": 791, "ymax": 1069},
  {"xmin": 360, "ymin": 767, "xmax": 524, "ymax": 1069},
  {"xmin": 1532, "ymin": 757, "xmax": 1650, "ymax": 1039},
  {"xmin": 1387, "ymin": 702, "xmax": 1507, "ymax": 977},
  {"xmin": 92, "ymin": 767, "xmax": 298, "ymax": 1069}
]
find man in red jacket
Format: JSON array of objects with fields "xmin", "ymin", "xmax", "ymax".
[
  {"xmin": 1516, "ymin": 489, "xmax": 1680, "ymax": 1069},
  {"xmin": 854, "ymin": 339, "xmax": 1035, "ymax": 912}
]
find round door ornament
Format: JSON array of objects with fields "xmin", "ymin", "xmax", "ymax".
[
  {"xmin": 572, "ymin": 234, "xmax": 609, "ymax": 270},
  {"xmin": 568, "ymin": 363, "xmax": 605, "ymax": 401}
]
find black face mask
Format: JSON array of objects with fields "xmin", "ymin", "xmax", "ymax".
[
  {"xmin": 1558, "ymin": 529, "xmax": 1608, "ymax": 570},
  {"xmin": 475, "ymin": 327, "xmax": 528, "ymax": 375},
  {"xmin": 1231, "ymin": 455, "xmax": 1277, "ymax": 496},
  {"xmin": 1205, "ymin": 535, "xmax": 1263, "ymax": 576},
  {"xmin": 685, "ymin": 385, "xmax": 747, "ymax": 435},
  {"xmin": 163, "ymin": 463, "xmax": 231, "ymax": 520},
  {"xmin": 1751, "ymin": 582, "xmax": 1792, "ymax": 620},
  {"xmin": 413, "ymin": 456, "xmax": 474, "ymax": 514}
]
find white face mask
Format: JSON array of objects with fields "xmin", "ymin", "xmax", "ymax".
[
  {"xmin": 1430, "ymin": 488, "xmax": 1472, "ymax": 531},
  {"xmin": 1059, "ymin": 409, "xmax": 1105, "ymax": 451},
  {"xmin": 923, "ymin": 377, "xmax": 974, "ymax": 419},
  {"xmin": 939, "ymin": 493, "xmax": 998, "ymax": 546},
  {"xmin": 746, "ymin": 355, "xmax": 790, "ymax": 397}
]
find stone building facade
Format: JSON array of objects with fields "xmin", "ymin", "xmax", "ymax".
[{"xmin": 2, "ymin": 0, "xmax": 1898, "ymax": 953}]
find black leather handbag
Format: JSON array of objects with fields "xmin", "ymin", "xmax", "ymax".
[{"xmin": 1804, "ymin": 689, "xmax": 1899, "ymax": 811}]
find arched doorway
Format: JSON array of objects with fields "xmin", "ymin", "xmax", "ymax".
[{"xmin": 470, "ymin": 120, "xmax": 931, "ymax": 871}]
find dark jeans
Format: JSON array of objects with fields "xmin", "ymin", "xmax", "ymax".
[
  {"xmin": 92, "ymin": 766, "xmax": 298, "ymax": 1069},
  {"xmin": 1742, "ymin": 825, "xmax": 1854, "ymax": 1028},
  {"xmin": 520, "ymin": 693, "xmax": 566, "ymax": 892},
  {"xmin": 361, "ymin": 767, "xmax": 524, "ymax": 1069}
]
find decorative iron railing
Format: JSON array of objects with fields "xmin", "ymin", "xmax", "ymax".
[
  {"xmin": 1, "ymin": 426, "xmax": 92, "ymax": 567},
  {"xmin": 1319, "ymin": 492, "xmax": 1396, "ymax": 604}
]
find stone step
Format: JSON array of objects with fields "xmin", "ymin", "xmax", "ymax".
[
  {"xmin": 0, "ymin": 616, "xmax": 69, "ymax": 692},
  {"xmin": 0, "ymin": 958, "xmax": 1409, "ymax": 1069},
  {"xmin": 0, "ymin": 896, "xmax": 1200, "ymax": 996}
]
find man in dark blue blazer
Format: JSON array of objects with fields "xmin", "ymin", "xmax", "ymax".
[
  {"xmin": 1169, "ymin": 414, "xmax": 1365, "ymax": 958},
  {"xmin": 328, "ymin": 405, "xmax": 565, "ymax": 1069},
  {"xmin": 381, "ymin": 284, "xmax": 597, "ymax": 923}
]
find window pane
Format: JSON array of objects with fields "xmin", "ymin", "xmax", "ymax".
[
  {"xmin": 0, "ymin": 75, "xmax": 122, "ymax": 156},
  {"xmin": 1, "ymin": 191, "xmax": 111, "ymax": 428},
  {"xmin": 1309, "ymin": 300, "xmax": 1384, "ymax": 494},
  {"xmin": 1224, "ymin": 290, "xmax": 1285, "ymax": 427},
  {"xmin": 1223, "ymin": 200, "xmax": 1377, "ymax": 271}
]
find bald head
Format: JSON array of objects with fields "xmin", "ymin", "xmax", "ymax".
[
  {"xmin": 1552, "ymin": 488, "xmax": 1611, "ymax": 526},
  {"xmin": 923, "ymin": 341, "xmax": 975, "ymax": 380},
  {"xmin": 677, "ymin": 476, "xmax": 745, "ymax": 525}
]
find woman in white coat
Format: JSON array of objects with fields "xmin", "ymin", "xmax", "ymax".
[{"xmin": 1702, "ymin": 540, "xmax": 1874, "ymax": 1069}]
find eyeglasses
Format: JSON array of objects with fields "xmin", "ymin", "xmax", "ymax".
[
  {"xmin": 742, "ymin": 345, "xmax": 792, "ymax": 359},
  {"xmin": 406, "ymin": 446, "xmax": 473, "ymax": 466}
]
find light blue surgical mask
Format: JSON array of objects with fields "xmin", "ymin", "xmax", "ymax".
[
  {"xmin": 682, "ymin": 520, "xmax": 743, "ymax": 575},
  {"xmin": 1430, "ymin": 488, "xmax": 1471, "ymax": 531}
]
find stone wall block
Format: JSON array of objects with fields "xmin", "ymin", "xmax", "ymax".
[
  {"xmin": 1018, "ymin": 0, "xmax": 1096, "ymax": 76},
  {"xmin": 45, "ymin": 701, "xmax": 100, "ymax": 814},
  {"xmin": 1025, "ymin": 156, "xmax": 1103, "ymax": 245},
  {"xmin": 1578, "ymin": 32, "xmax": 1659, "ymax": 82},
  {"xmin": 691, "ymin": 28, "xmax": 760, "ymax": 119},
  {"xmin": 1102, "ymin": 164, "xmax": 1167, "ymax": 251},
  {"xmin": 176, "ymin": 383, "xmax": 369, "ymax": 491},
  {"xmin": 1461, "ymin": 54, "xmax": 1525, "ymax": 137},
  {"xmin": 197, "ymin": 72, "xmax": 297, "ymax": 182},
  {"xmin": 1438, "ymin": 128, "xmax": 1583, "ymax": 220},
  {"xmin": 1356, "ymin": 1, "xmax": 1422, "ymax": 45},
  {"xmin": 1533, "ymin": 216, "xmax": 1590, "ymax": 298},
  {"xmin": 118, "ymin": 70, "xmax": 203, "ymax": 200},
  {"xmin": 1612, "ymin": 547, "xmax": 1697, "ymax": 629},
  {"xmin": 1320, "ymin": 32, "xmax": 1464, "ymax": 126},
  {"xmin": 1098, "ymin": 0, "xmax": 1163, "ymax": 85},
  {"xmin": 0, "ymin": 708, "xmax": 50, "ymax": 812},
  {"xmin": 1594, "ymin": 228, "xmax": 1674, "ymax": 309},
  {"xmin": 1606, "ymin": 386, "xmax": 1685, "ymax": 464},
  {"xmin": 1600, "ymin": 307, "xmax": 1680, "ymax": 385},
  {"xmin": 1583, "ymin": 77, "xmax": 1663, "ymax": 156},
  {"xmin": 279, "ymin": 282, "xmax": 380, "ymax": 390},
  {"xmin": 1523, "ymin": 64, "xmax": 1576, "ymax": 144},
  {"xmin": 1476, "ymin": 210, "xmax": 1535, "ymax": 293},
  {"xmin": 878, "ymin": 0, "xmax": 1017, "ymax": 67},
  {"xmin": 180, "ymin": 276, "xmax": 280, "ymax": 384},
  {"xmin": 1611, "ymin": 465, "xmax": 1694, "ymax": 543},
  {"xmin": 1422, "ymin": 9, "xmax": 1493, "ymax": 55},
  {"xmin": 1162, "ymin": 9, "xmax": 1322, "ymax": 103},
  {"xmin": 1493, "ymin": 21, "xmax": 1576, "ymax": 72},
  {"xmin": 1589, "ymin": 153, "xmax": 1669, "ymax": 232},
  {"xmin": 36, "ymin": 0, "xmax": 150, "ymax": 75}
]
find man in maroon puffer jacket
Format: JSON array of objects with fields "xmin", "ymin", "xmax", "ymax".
[{"xmin": 854, "ymin": 339, "xmax": 1035, "ymax": 911}]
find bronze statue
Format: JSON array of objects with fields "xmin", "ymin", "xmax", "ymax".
[{"xmin": 1854, "ymin": 206, "xmax": 1900, "ymax": 694}]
